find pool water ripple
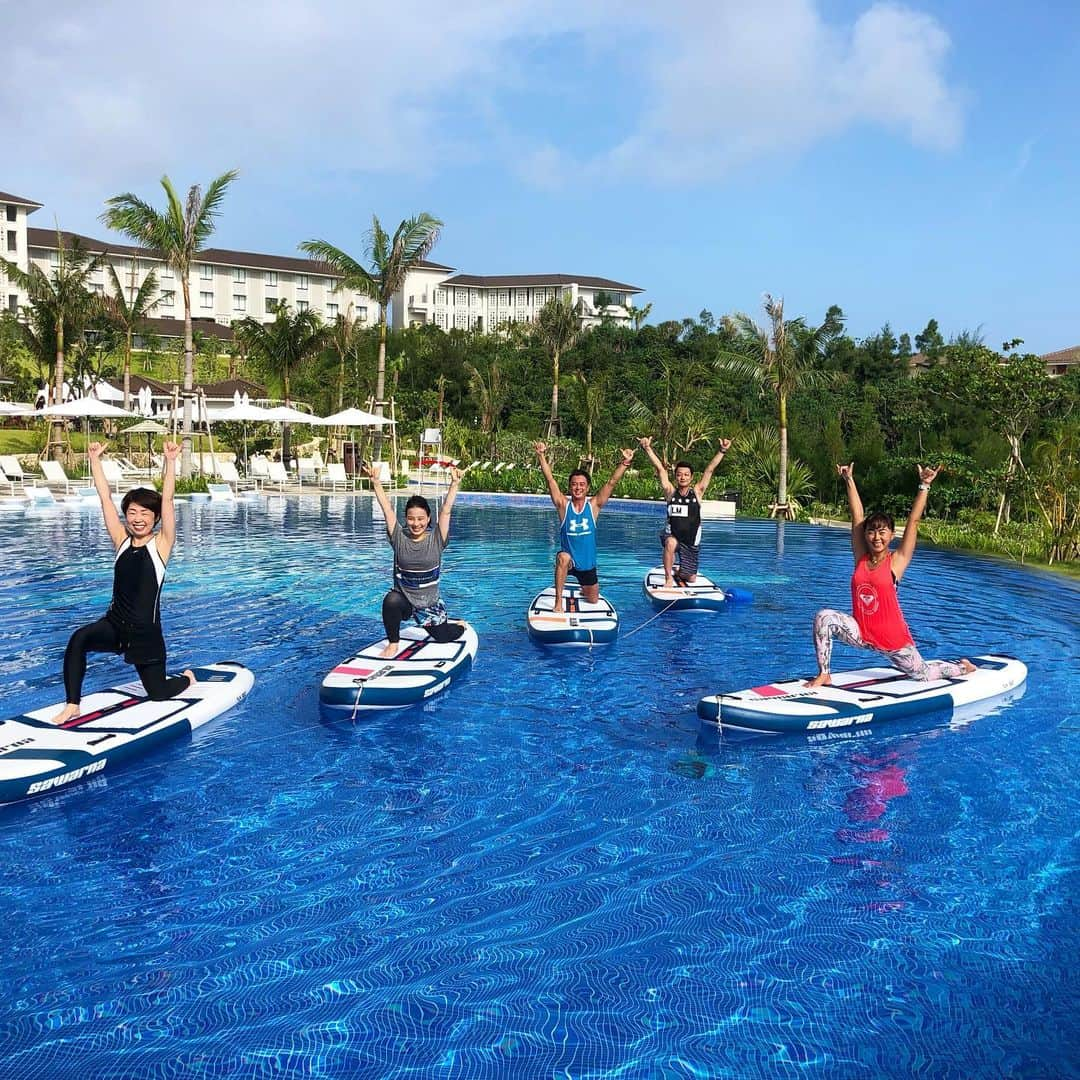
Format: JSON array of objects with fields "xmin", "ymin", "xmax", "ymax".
[{"xmin": 0, "ymin": 497, "xmax": 1077, "ymax": 1078}]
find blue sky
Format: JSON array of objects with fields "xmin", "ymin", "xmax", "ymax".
[{"xmin": 3, "ymin": 0, "xmax": 1077, "ymax": 352}]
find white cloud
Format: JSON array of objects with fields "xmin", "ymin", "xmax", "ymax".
[{"xmin": 0, "ymin": 0, "xmax": 963, "ymax": 194}]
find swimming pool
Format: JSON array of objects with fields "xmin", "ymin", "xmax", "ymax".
[{"xmin": 1, "ymin": 496, "xmax": 1077, "ymax": 1078}]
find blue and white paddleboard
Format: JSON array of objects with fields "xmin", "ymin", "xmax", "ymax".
[
  {"xmin": 320, "ymin": 622, "xmax": 478, "ymax": 712},
  {"xmin": 697, "ymin": 654, "xmax": 1027, "ymax": 734},
  {"xmin": 0, "ymin": 661, "xmax": 254, "ymax": 805},
  {"xmin": 527, "ymin": 584, "xmax": 619, "ymax": 646},
  {"xmin": 642, "ymin": 566, "xmax": 752, "ymax": 611}
]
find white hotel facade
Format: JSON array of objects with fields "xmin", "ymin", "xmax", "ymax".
[{"xmin": 1, "ymin": 188, "xmax": 643, "ymax": 337}]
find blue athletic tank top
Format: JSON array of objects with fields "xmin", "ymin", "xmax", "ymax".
[{"xmin": 560, "ymin": 499, "xmax": 597, "ymax": 571}]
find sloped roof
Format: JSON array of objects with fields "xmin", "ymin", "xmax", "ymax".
[
  {"xmin": 442, "ymin": 273, "xmax": 641, "ymax": 292},
  {"xmin": 0, "ymin": 191, "xmax": 42, "ymax": 209},
  {"xmin": 26, "ymin": 227, "xmax": 452, "ymax": 277}
]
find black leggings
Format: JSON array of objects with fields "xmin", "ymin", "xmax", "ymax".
[
  {"xmin": 63, "ymin": 619, "xmax": 190, "ymax": 705},
  {"xmin": 380, "ymin": 591, "xmax": 464, "ymax": 645}
]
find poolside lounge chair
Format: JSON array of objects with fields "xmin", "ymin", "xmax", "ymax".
[
  {"xmin": 40, "ymin": 460, "xmax": 79, "ymax": 494},
  {"xmin": 207, "ymin": 483, "xmax": 236, "ymax": 501},
  {"xmin": 297, "ymin": 457, "xmax": 320, "ymax": 486},
  {"xmin": 99, "ymin": 459, "xmax": 127, "ymax": 494},
  {"xmin": 321, "ymin": 463, "xmax": 354, "ymax": 493},
  {"xmin": 214, "ymin": 460, "xmax": 259, "ymax": 492},
  {"xmin": 0, "ymin": 455, "xmax": 37, "ymax": 495},
  {"xmin": 264, "ymin": 461, "xmax": 290, "ymax": 492}
]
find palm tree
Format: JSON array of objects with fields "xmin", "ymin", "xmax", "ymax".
[
  {"xmin": 568, "ymin": 369, "xmax": 609, "ymax": 464},
  {"xmin": 1, "ymin": 228, "xmax": 106, "ymax": 458},
  {"xmin": 101, "ymin": 169, "xmax": 238, "ymax": 476},
  {"xmin": 300, "ymin": 212, "xmax": 443, "ymax": 457},
  {"xmin": 536, "ymin": 293, "xmax": 581, "ymax": 437},
  {"xmin": 235, "ymin": 302, "xmax": 327, "ymax": 463},
  {"xmin": 465, "ymin": 353, "xmax": 508, "ymax": 456},
  {"xmin": 720, "ymin": 295, "xmax": 827, "ymax": 518},
  {"xmin": 328, "ymin": 305, "xmax": 359, "ymax": 412},
  {"xmin": 104, "ymin": 261, "xmax": 159, "ymax": 411}
]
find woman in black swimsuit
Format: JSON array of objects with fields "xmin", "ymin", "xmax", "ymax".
[{"xmin": 49, "ymin": 441, "xmax": 195, "ymax": 724}]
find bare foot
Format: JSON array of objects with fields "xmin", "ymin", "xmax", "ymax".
[
  {"xmin": 552, "ymin": 605, "xmax": 564, "ymax": 614},
  {"xmin": 664, "ymin": 578, "xmax": 676, "ymax": 588},
  {"xmin": 183, "ymin": 669, "xmax": 197, "ymax": 688},
  {"xmin": 48, "ymin": 703, "xmax": 80, "ymax": 726},
  {"xmin": 806, "ymin": 673, "xmax": 832, "ymax": 689},
  {"xmin": 959, "ymin": 659, "xmax": 976, "ymax": 675},
  {"xmin": 379, "ymin": 642, "xmax": 400, "ymax": 659}
]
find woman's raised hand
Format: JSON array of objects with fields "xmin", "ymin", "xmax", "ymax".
[
  {"xmin": 636, "ymin": 435, "xmax": 652, "ymax": 449},
  {"xmin": 918, "ymin": 464, "xmax": 941, "ymax": 485},
  {"xmin": 836, "ymin": 462, "xmax": 855, "ymax": 481},
  {"xmin": 87, "ymin": 441, "xmax": 106, "ymax": 461},
  {"xmin": 163, "ymin": 441, "xmax": 181, "ymax": 461},
  {"xmin": 718, "ymin": 437, "xmax": 732, "ymax": 453},
  {"xmin": 448, "ymin": 466, "xmax": 463, "ymax": 484},
  {"xmin": 533, "ymin": 440, "xmax": 547, "ymax": 456},
  {"xmin": 620, "ymin": 447, "xmax": 635, "ymax": 466},
  {"xmin": 361, "ymin": 462, "xmax": 378, "ymax": 481}
]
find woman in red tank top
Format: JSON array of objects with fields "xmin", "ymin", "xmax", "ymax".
[{"xmin": 807, "ymin": 462, "xmax": 975, "ymax": 687}]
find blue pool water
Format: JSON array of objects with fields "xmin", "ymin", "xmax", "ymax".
[{"xmin": 0, "ymin": 495, "xmax": 1077, "ymax": 1079}]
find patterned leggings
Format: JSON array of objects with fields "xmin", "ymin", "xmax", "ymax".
[{"xmin": 812, "ymin": 609, "xmax": 967, "ymax": 681}]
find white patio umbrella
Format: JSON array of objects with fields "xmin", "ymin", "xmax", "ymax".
[
  {"xmin": 35, "ymin": 398, "xmax": 140, "ymax": 477},
  {"xmin": 212, "ymin": 402, "xmax": 274, "ymax": 469},
  {"xmin": 0, "ymin": 401, "xmax": 33, "ymax": 416},
  {"xmin": 122, "ymin": 418, "xmax": 170, "ymax": 465},
  {"xmin": 260, "ymin": 405, "xmax": 320, "ymax": 467},
  {"xmin": 315, "ymin": 407, "xmax": 393, "ymax": 476}
]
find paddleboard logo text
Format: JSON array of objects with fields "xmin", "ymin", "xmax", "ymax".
[{"xmin": 27, "ymin": 759, "xmax": 107, "ymax": 794}]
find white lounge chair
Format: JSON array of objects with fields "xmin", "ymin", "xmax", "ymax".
[
  {"xmin": 0, "ymin": 455, "xmax": 36, "ymax": 495},
  {"xmin": 265, "ymin": 461, "xmax": 290, "ymax": 491},
  {"xmin": 214, "ymin": 460, "xmax": 258, "ymax": 492},
  {"xmin": 40, "ymin": 460, "xmax": 79, "ymax": 494},
  {"xmin": 206, "ymin": 482, "xmax": 236, "ymax": 501},
  {"xmin": 99, "ymin": 459, "xmax": 127, "ymax": 494},
  {"xmin": 321, "ymin": 462, "xmax": 354, "ymax": 493},
  {"xmin": 297, "ymin": 457, "xmax": 319, "ymax": 485},
  {"xmin": 370, "ymin": 460, "xmax": 394, "ymax": 487}
]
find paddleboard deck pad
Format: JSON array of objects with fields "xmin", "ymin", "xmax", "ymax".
[
  {"xmin": 642, "ymin": 566, "xmax": 750, "ymax": 611},
  {"xmin": 697, "ymin": 654, "xmax": 1027, "ymax": 734},
  {"xmin": 527, "ymin": 585, "xmax": 618, "ymax": 645},
  {"xmin": 0, "ymin": 661, "xmax": 254, "ymax": 804},
  {"xmin": 320, "ymin": 622, "xmax": 478, "ymax": 712}
]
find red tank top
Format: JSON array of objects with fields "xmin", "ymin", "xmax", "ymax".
[{"xmin": 851, "ymin": 555, "xmax": 914, "ymax": 651}]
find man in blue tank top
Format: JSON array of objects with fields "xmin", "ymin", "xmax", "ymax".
[
  {"xmin": 637, "ymin": 435, "xmax": 732, "ymax": 587},
  {"xmin": 535, "ymin": 441, "xmax": 635, "ymax": 612}
]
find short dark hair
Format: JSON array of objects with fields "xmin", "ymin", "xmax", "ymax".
[
  {"xmin": 674, "ymin": 461, "xmax": 693, "ymax": 473},
  {"xmin": 863, "ymin": 511, "xmax": 895, "ymax": 533},
  {"xmin": 568, "ymin": 468, "xmax": 591, "ymax": 487},
  {"xmin": 404, "ymin": 495, "xmax": 432, "ymax": 518},
  {"xmin": 122, "ymin": 487, "xmax": 162, "ymax": 521}
]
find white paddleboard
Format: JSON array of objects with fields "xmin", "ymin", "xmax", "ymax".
[
  {"xmin": 0, "ymin": 661, "xmax": 254, "ymax": 804},
  {"xmin": 642, "ymin": 566, "xmax": 749, "ymax": 611},
  {"xmin": 527, "ymin": 584, "xmax": 619, "ymax": 646},
  {"xmin": 320, "ymin": 622, "xmax": 478, "ymax": 712},
  {"xmin": 697, "ymin": 653, "xmax": 1027, "ymax": 734}
]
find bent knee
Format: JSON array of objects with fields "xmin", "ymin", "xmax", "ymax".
[{"xmin": 556, "ymin": 551, "xmax": 573, "ymax": 568}]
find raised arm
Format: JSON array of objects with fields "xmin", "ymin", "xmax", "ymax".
[
  {"xmin": 636, "ymin": 436, "xmax": 673, "ymax": 497},
  {"xmin": 89, "ymin": 443, "xmax": 127, "ymax": 549},
  {"xmin": 695, "ymin": 437, "xmax": 732, "ymax": 498},
  {"xmin": 533, "ymin": 441, "xmax": 566, "ymax": 514},
  {"xmin": 363, "ymin": 463, "xmax": 398, "ymax": 535},
  {"xmin": 892, "ymin": 464, "xmax": 938, "ymax": 579},
  {"xmin": 155, "ymin": 441, "xmax": 180, "ymax": 562},
  {"xmin": 838, "ymin": 462, "xmax": 868, "ymax": 562},
  {"xmin": 437, "ymin": 467, "xmax": 462, "ymax": 544},
  {"xmin": 592, "ymin": 447, "xmax": 635, "ymax": 513}
]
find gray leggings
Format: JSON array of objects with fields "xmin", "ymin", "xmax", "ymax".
[{"xmin": 813, "ymin": 608, "xmax": 967, "ymax": 681}]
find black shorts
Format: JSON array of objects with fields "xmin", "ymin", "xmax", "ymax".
[{"xmin": 567, "ymin": 566, "xmax": 598, "ymax": 587}]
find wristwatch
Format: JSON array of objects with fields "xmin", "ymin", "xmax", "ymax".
[{"xmin": 918, "ymin": 482, "xmax": 931, "ymax": 491}]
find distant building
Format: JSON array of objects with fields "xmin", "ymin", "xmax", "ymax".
[
  {"xmin": 393, "ymin": 269, "xmax": 644, "ymax": 332},
  {"xmin": 1041, "ymin": 345, "xmax": 1080, "ymax": 377},
  {"xmin": 2, "ymin": 189, "xmax": 645, "ymax": 341}
]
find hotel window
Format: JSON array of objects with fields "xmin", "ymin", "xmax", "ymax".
[
  {"xmin": 266, "ymin": 271, "xmax": 277, "ymax": 287},
  {"xmin": 5, "ymin": 205, "xmax": 15, "ymax": 222},
  {"xmin": 233, "ymin": 294, "xmax": 247, "ymax": 312},
  {"xmin": 297, "ymin": 274, "xmax": 308, "ymax": 291},
  {"xmin": 50, "ymin": 251, "xmax": 60, "ymax": 268},
  {"xmin": 297, "ymin": 300, "xmax": 309, "ymax": 312},
  {"xmin": 357, "ymin": 306, "xmax": 368, "ymax": 320},
  {"xmin": 5, "ymin": 231, "xmax": 15, "ymax": 252},
  {"xmin": 200, "ymin": 291, "xmax": 213, "ymax": 309},
  {"xmin": 264, "ymin": 298, "xmax": 278, "ymax": 314},
  {"xmin": 200, "ymin": 264, "xmax": 214, "ymax": 280},
  {"xmin": 7, "ymin": 294, "xmax": 18, "ymax": 312},
  {"xmin": 91, "ymin": 282, "xmax": 104, "ymax": 294},
  {"xmin": 324, "ymin": 278, "xmax": 337, "ymax": 292},
  {"xmin": 498, "ymin": 289, "xmax": 509, "ymax": 305},
  {"xmin": 161, "ymin": 290, "xmax": 175, "ymax": 308},
  {"xmin": 515, "ymin": 289, "xmax": 527, "ymax": 306},
  {"xmin": 233, "ymin": 268, "xmax": 246, "ymax": 283},
  {"xmin": 327, "ymin": 303, "xmax": 339, "ymax": 318},
  {"xmin": 160, "ymin": 264, "xmax": 173, "ymax": 279}
]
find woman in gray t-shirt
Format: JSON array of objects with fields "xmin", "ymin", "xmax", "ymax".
[{"xmin": 365, "ymin": 463, "xmax": 465, "ymax": 658}]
